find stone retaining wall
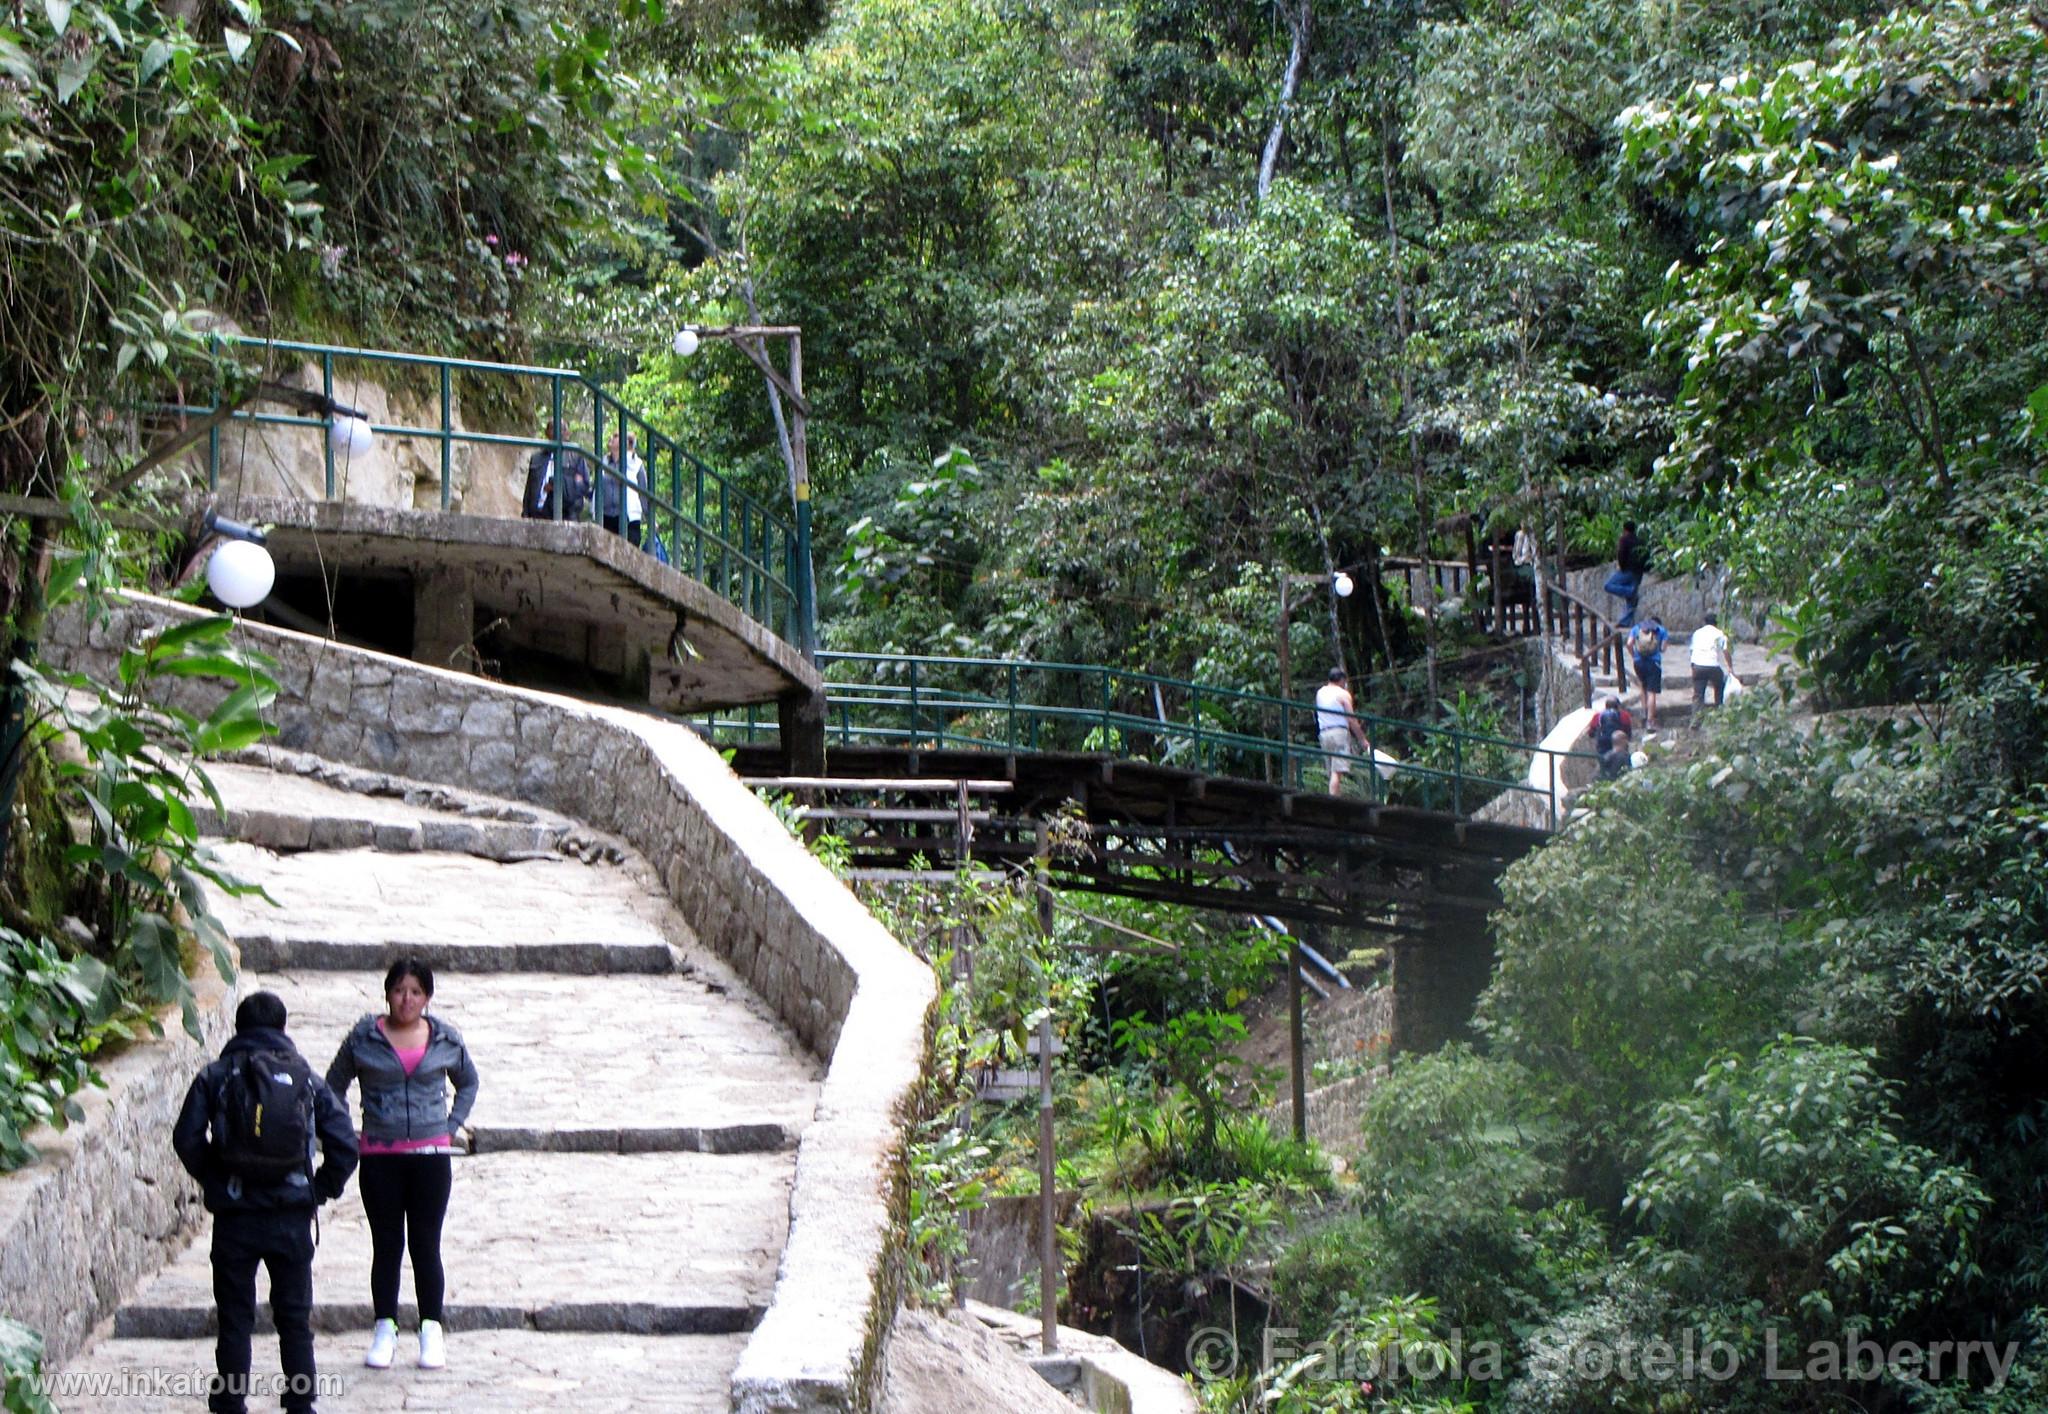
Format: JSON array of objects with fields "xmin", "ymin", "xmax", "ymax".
[
  {"xmin": 1561, "ymin": 564, "xmax": 1770, "ymax": 641},
  {"xmin": 186, "ymin": 358, "xmax": 528, "ymax": 518},
  {"xmin": 0, "ymin": 973, "xmax": 233, "ymax": 1368},
  {"xmin": 43, "ymin": 596, "xmax": 936, "ymax": 1412}
]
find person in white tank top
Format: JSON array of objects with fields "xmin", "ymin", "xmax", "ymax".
[{"xmin": 1313, "ymin": 667, "xmax": 1371, "ymax": 796}]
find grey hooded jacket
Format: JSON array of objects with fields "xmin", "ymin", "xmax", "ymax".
[{"xmin": 325, "ymin": 1014, "xmax": 479, "ymax": 1146}]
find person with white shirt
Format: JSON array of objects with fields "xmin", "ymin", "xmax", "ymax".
[
  {"xmin": 1314, "ymin": 667, "xmax": 1372, "ymax": 797},
  {"xmin": 1690, "ymin": 613, "xmax": 1734, "ymax": 708},
  {"xmin": 603, "ymin": 432, "xmax": 649, "ymax": 547}
]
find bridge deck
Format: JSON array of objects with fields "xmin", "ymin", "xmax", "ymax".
[{"xmin": 731, "ymin": 743, "xmax": 1546, "ymax": 936}]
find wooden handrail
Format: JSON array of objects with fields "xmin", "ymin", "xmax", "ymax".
[{"xmin": 1540, "ymin": 581, "xmax": 1631, "ymax": 704}]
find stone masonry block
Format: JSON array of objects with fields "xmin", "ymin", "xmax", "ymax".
[
  {"xmin": 516, "ymin": 757, "xmax": 559, "ymax": 799},
  {"xmin": 468, "ymin": 740, "xmax": 517, "ymax": 796},
  {"xmin": 390, "ymin": 676, "xmax": 462, "ymax": 734},
  {"xmin": 362, "ymin": 725, "xmax": 404, "ymax": 770},
  {"xmin": 373, "ymin": 822, "xmax": 424, "ymax": 852},
  {"xmin": 309, "ymin": 664, "xmax": 352, "ymax": 716},
  {"xmin": 404, "ymin": 734, "xmax": 464, "ymax": 785},
  {"xmin": 456, "ymin": 697, "xmax": 512, "ymax": 741}
]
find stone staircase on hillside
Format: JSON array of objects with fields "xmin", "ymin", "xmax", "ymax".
[{"xmin": 57, "ymin": 752, "xmax": 823, "ymax": 1412}]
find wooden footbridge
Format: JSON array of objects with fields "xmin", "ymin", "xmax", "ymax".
[{"xmin": 710, "ymin": 653, "xmax": 1578, "ymax": 942}]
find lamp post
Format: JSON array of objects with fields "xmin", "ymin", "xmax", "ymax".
[
  {"xmin": 1275, "ymin": 566, "xmax": 1355, "ymax": 708},
  {"xmin": 202, "ymin": 511, "xmax": 276, "ymax": 610},
  {"xmin": 672, "ymin": 323, "xmax": 818, "ymax": 662},
  {"xmin": 1273, "ymin": 564, "xmax": 1355, "ymax": 1145}
]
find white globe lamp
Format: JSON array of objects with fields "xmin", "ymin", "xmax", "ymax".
[
  {"xmin": 206, "ymin": 538, "xmax": 275, "ymax": 609},
  {"xmin": 672, "ymin": 328, "xmax": 701, "ymax": 358},
  {"xmin": 328, "ymin": 415, "xmax": 375, "ymax": 459},
  {"xmin": 1332, "ymin": 571, "xmax": 1355, "ymax": 599}
]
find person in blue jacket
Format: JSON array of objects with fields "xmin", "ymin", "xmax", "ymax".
[
  {"xmin": 325, "ymin": 958, "xmax": 479, "ymax": 1373},
  {"xmin": 174, "ymin": 991, "xmax": 358, "ymax": 1414}
]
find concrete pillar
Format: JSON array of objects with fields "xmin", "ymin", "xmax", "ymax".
[
  {"xmin": 778, "ymin": 687, "xmax": 827, "ymax": 775},
  {"xmin": 1388, "ymin": 909, "xmax": 1497, "ymax": 1054},
  {"xmin": 411, "ymin": 566, "xmax": 474, "ymax": 670}
]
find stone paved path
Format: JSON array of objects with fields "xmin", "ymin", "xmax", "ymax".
[
  {"xmin": 1596, "ymin": 639, "xmax": 1787, "ymax": 740},
  {"xmin": 57, "ymin": 751, "xmax": 822, "ymax": 1410}
]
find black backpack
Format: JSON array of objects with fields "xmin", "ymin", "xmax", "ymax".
[{"xmin": 218, "ymin": 1049, "xmax": 317, "ymax": 1185}]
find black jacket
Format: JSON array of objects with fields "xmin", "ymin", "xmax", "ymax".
[
  {"xmin": 522, "ymin": 446, "xmax": 592, "ymax": 521},
  {"xmin": 173, "ymin": 1027, "xmax": 359, "ymax": 1214}
]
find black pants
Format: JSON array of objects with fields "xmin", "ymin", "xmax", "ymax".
[
  {"xmin": 360, "ymin": 1153, "xmax": 452, "ymax": 1322},
  {"xmin": 1693, "ymin": 663, "xmax": 1726, "ymax": 707},
  {"xmin": 210, "ymin": 1209, "xmax": 316, "ymax": 1414}
]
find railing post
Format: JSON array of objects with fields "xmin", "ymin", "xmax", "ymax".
[
  {"xmin": 549, "ymin": 376, "xmax": 565, "ymax": 520},
  {"xmin": 719, "ymin": 481, "xmax": 732, "ymax": 604},
  {"xmin": 909, "ymin": 659, "xmax": 921, "ymax": 747},
  {"xmin": 1190, "ymin": 683, "xmax": 1202, "ymax": 771},
  {"xmin": 438, "ymin": 362, "xmax": 453, "ymax": 509},
  {"xmin": 207, "ymin": 422, "xmax": 221, "ymax": 489},
  {"xmin": 1100, "ymin": 669, "xmax": 1112, "ymax": 749},
  {"xmin": 591, "ymin": 396, "xmax": 604, "ymax": 525},
  {"xmin": 1281, "ymin": 701, "xmax": 1291, "ymax": 789},
  {"xmin": 321, "ymin": 351, "xmax": 336, "ymax": 498},
  {"xmin": 1008, "ymin": 663, "xmax": 1019, "ymax": 749},
  {"xmin": 692, "ymin": 459, "xmax": 706, "ymax": 579},
  {"xmin": 1452, "ymin": 731, "xmax": 1465, "ymax": 816}
]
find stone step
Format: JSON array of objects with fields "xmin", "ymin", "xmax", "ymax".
[
  {"xmin": 234, "ymin": 935, "xmax": 675, "ymax": 974},
  {"xmin": 115, "ymin": 1299, "xmax": 760, "ymax": 1339},
  {"xmin": 199, "ymin": 758, "xmax": 576, "ymax": 859},
  {"xmin": 116, "ymin": 1152, "xmax": 794, "ymax": 1326},
  {"xmin": 52, "ymin": 1331, "xmax": 746, "ymax": 1412},
  {"xmin": 252, "ymin": 970, "xmax": 820, "ymax": 1137},
  {"xmin": 469, "ymin": 1124, "xmax": 791, "ymax": 1155},
  {"xmin": 205, "ymin": 844, "xmax": 683, "ymax": 962}
]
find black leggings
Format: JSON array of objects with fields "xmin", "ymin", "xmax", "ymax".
[{"xmin": 359, "ymin": 1153, "xmax": 452, "ymax": 1322}]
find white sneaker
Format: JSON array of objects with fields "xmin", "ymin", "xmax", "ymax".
[
  {"xmin": 365, "ymin": 1318, "xmax": 397, "ymax": 1369},
  {"xmin": 417, "ymin": 1318, "xmax": 446, "ymax": 1369}
]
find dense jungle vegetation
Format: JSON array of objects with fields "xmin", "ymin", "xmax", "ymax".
[{"xmin": 3, "ymin": 0, "xmax": 2046, "ymax": 1407}]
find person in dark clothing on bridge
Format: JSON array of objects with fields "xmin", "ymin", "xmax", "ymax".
[
  {"xmin": 174, "ymin": 991, "xmax": 358, "ymax": 1414},
  {"xmin": 521, "ymin": 420, "xmax": 592, "ymax": 522}
]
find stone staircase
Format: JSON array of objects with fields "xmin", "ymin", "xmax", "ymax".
[{"xmin": 56, "ymin": 752, "xmax": 822, "ymax": 1411}]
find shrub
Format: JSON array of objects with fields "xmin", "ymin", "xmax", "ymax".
[{"xmin": 0, "ymin": 1316, "xmax": 55, "ymax": 1413}]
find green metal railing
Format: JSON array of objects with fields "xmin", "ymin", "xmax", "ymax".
[
  {"xmin": 184, "ymin": 336, "xmax": 810, "ymax": 654},
  {"xmin": 710, "ymin": 652, "xmax": 1595, "ymax": 829}
]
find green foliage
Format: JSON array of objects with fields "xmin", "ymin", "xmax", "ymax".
[
  {"xmin": 903, "ymin": 1121, "xmax": 992, "ymax": 1307},
  {"xmin": 15, "ymin": 611, "xmax": 276, "ymax": 1041},
  {"xmin": 1478, "ymin": 704, "xmax": 1846, "ymax": 1178},
  {"xmin": 1628, "ymin": 1039, "xmax": 1989, "ymax": 1335},
  {"xmin": 1211, "ymin": 1292, "xmax": 1482, "ymax": 1414},
  {"xmin": 0, "ymin": 926, "xmax": 114, "ymax": 1172},
  {"xmin": 0, "ymin": 1315, "xmax": 55, "ymax": 1414}
]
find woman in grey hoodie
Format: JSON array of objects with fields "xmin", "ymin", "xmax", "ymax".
[{"xmin": 325, "ymin": 958, "xmax": 479, "ymax": 1373}]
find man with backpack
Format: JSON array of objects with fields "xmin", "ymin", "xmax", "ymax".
[
  {"xmin": 1587, "ymin": 694, "xmax": 1634, "ymax": 757},
  {"xmin": 1629, "ymin": 616, "xmax": 1670, "ymax": 731},
  {"xmin": 174, "ymin": 992, "xmax": 359, "ymax": 1414}
]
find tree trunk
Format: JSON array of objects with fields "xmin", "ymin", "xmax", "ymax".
[
  {"xmin": 1257, "ymin": 0, "xmax": 1312, "ymax": 204},
  {"xmin": 1379, "ymin": 115, "xmax": 1440, "ymax": 710}
]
